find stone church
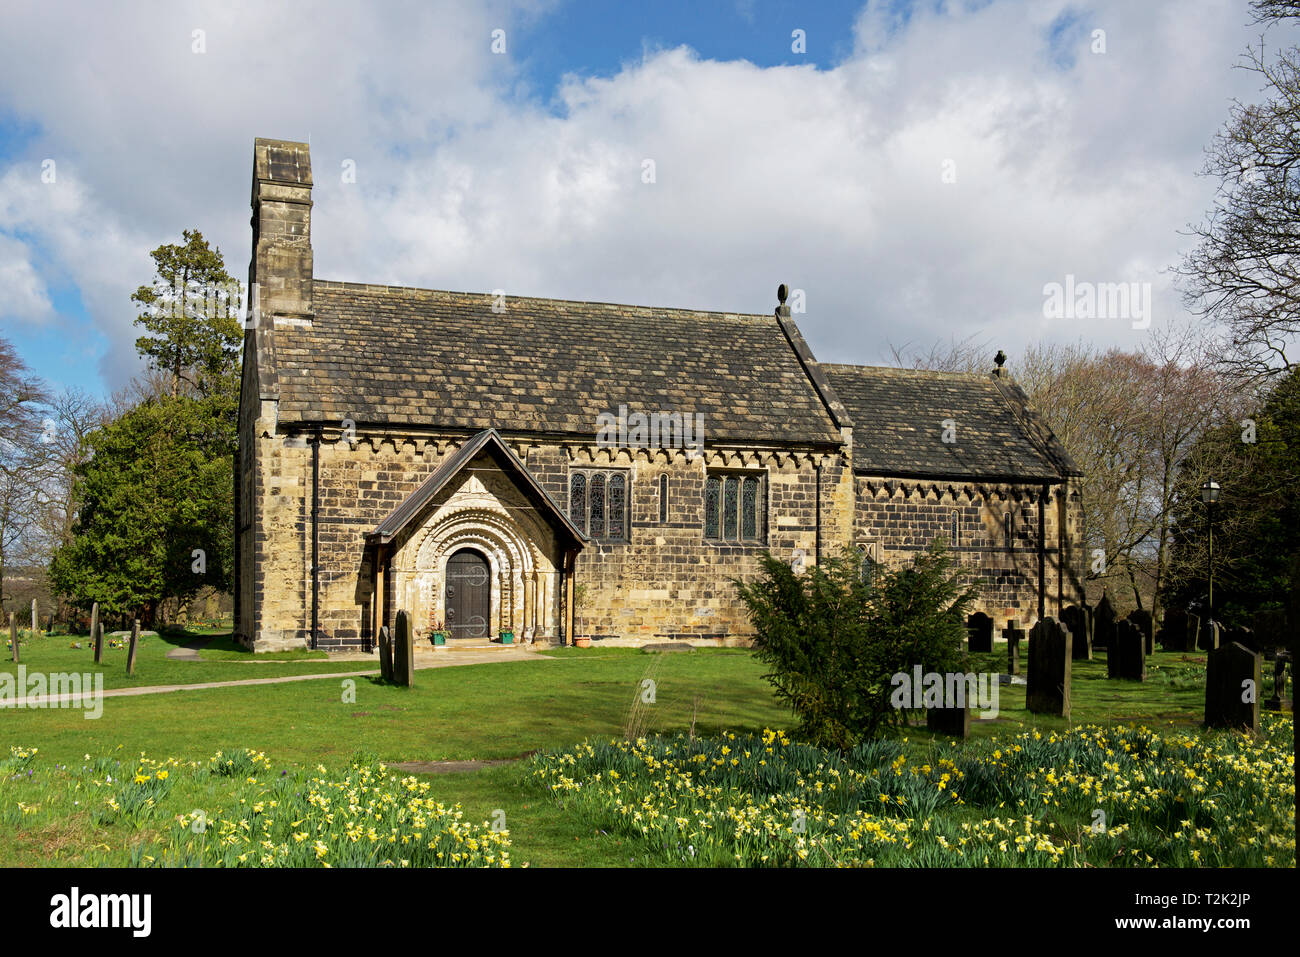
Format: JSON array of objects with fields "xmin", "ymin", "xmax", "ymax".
[{"xmin": 236, "ymin": 138, "xmax": 1085, "ymax": 652}]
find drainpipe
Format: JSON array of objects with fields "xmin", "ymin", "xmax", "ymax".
[
  {"xmin": 814, "ymin": 457, "xmax": 822, "ymax": 565},
  {"xmin": 311, "ymin": 427, "xmax": 321, "ymax": 650},
  {"xmin": 1037, "ymin": 482, "xmax": 1047, "ymax": 622}
]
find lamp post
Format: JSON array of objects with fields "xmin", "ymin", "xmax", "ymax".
[{"xmin": 1200, "ymin": 478, "xmax": 1221, "ymax": 620}]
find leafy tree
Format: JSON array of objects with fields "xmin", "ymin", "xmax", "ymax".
[
  {"xmin": 130, "ymin": 228, "xmax": 242, "ymax": 397},
  {"xmin": 736, "ymin": 542, "xmax": 977, "ymax": 750},
  {"xmin": 49, "ymin": 394, "xmax": 232, "ymax": 625},
  {"xmin": 1163, "ymin": 366, "xmax": 1300, "ymax": 624},
  {"xmin": 50, "ymin": 230, "xmax": 239, "ymax": 625}
]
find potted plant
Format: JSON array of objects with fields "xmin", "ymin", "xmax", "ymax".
[
  {"xmin": 499, "ymin": 630, "xmax": 514, "ymax": 645},
  {"xmin": 572, "ymin": 584, "xmax": 591, "ymax": 648},
  {"xmin": 430, "ymin": 619, "xmax": 447, "ymax": 647}
]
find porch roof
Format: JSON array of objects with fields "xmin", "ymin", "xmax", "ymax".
[{"xmin": 366, "ymin": 429, "xmax": 587, "ymax": 548}]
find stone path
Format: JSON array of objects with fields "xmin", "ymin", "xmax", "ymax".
[
  {"xmin": 2, "ymin": 644, "xmax": 548, "ymax": 708},
  {"xmin": 164, "ymin": 635, "xmax": 215, "ymax": 662},
  {"xmin": 386, "ymin": 757, "xmax": 523, "ymax": 775}
]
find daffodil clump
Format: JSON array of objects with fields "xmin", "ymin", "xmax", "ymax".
[
  {"xmin": 1, "ymin": 747, "xmax": 511, "ymax": 868},
  {"xmin": 532, "ymin": 716, "xmax": 1294, "ymax": 867}
]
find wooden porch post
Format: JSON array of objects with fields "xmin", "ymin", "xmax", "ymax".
[{"xmin": 564, "ymin": 550, "xmax": 576, "ymax": 646}]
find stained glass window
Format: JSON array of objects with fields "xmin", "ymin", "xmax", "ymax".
[
  {"xmin": 589, "ymin": 473, "xmax": 606, "ymax": 540},
  {"xmin": 704, "ymin": 476, "xmax": 721, "ymax": 539},
  {"xmin": 570, "ymin": 473, "xmax": 587, "ymax": 535},
  {"xmin": 609, "ymin": 473, "xmax": 626, "ymax": 540}
]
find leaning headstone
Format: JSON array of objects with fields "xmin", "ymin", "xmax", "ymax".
[
  {"xmin": 31, "ymin": 598, "xmax": 37, "ymax": 632},
  {"xmin": 393, "ymin": 610, "xmax": 414, "ymax": 687},
  {"xmin": 1188, "ymin": 613, "xmax": 1203, "ymax": 654},
  {"xmin": 1107, "ymin": 620, "xmax": 1146, "ymax": 681},
  {"xmin": 1004, "ymin": 621, "xmax": 1024, "ymax": 676},
  {"xmin": 1204, "ymin": 642, "xmax": 1261, "ymax": 731},
  {"xmin": 126, "ymin": 619, "xmax": 141, "ymax": 676},
  {"xmin": 1093, "ymin": 592, "xmax": 1117, "ymax": 651},
  {"xmin": 926, "ymin": 684, "xmax": 970, "ymax": 739},
  {"xmin": 93, "ymin": 621, "xmax": 104, "ymax": 665},
  {"xmin": 1027, "ymin": 617, "xmax": 1072, "ymax": 716},
  {"xmin": 1125, "ymin": 609, "xmax": 1154, "ymax": 656},
  {"xmin": 1264, "ymin": 655, "xmax": 1291, "ymax": 712},
  {"xmin": 1198, "ymin": 619, "xmax": 1221, "ymax": 652},
  {"xmin": 966, "ymin": 612, "xmax": 994, "ymax": 653},
  {"xmin": 1061, "ymin": 604, "xmax": 1091, "ymax": 660},
  {"xmin": 378, "ymin": 625, "xmax": 393, "ymax": 681},
  {"xmin": 8, "ymin": 612, "xmax": 17, "ymax": 663},
  {"xmin": 89, "ymin": 602, "xmax": 100, "ymax": 655}
]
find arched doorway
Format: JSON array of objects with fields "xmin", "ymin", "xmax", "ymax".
[{"xmin": 445, "ymin": 548, "xmax": 491, "ymax": 639}]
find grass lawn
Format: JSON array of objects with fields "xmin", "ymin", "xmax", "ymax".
[
  {"xmin": 1, "ymin": 639, "xmax": 1291, "ymax": 867},
  {"xmin": 1, "ymin": 626, "xmax": 370, "ymax": 693}
]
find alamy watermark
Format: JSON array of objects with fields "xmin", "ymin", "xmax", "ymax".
[
  {"xmin": 889, "ymin": 666, "xmax": 1000, "ymax": 718},
  {"xmin": 1042, "ymin": 275, "xmax": 1151, "ymax": 330},
  {"xmin": 142, "ymin": 278, "xmax": 261, "ymax": 329},
  {"xmin": 0, "ymin": 666, "xmax": 104, "ymax": 719},
  {"xmin": 596, "ymin": 404, "xmax": 705, "ymax": 460}
]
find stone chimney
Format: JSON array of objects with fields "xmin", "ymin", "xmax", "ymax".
[{"xmin": 250, "ymin": 138, "xmax": 313, "ymax": 325}]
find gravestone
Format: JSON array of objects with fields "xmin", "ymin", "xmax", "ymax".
[
  {"xmin": 926, "ymin": 686, "xmax": 970, "ymax": 739},
  {"xmin": 393, "ymin": 610, "xmax": 414, "ymax": 687},
  {"xmin": 1093, "ymin": 592, "xmax": 1117, "ymax": 651},
  {"xmin": 1264, "ymin": 655, "xmax": 1291, "ymax": 712},
  {"xmin": 1224, "ymin": 624, "xmax": 1258, "ymax": 653},
  {"xmin": 1158, "ymin": 608, "xmax": 1188, "ymax": 652},
  {"xmin": 378, "ymin": 626, "xmax": 393, "ymax": 681},
  {"xmin": 1198, "ymin": 619, "xmax": 1221, "ymax": 652},
  {"xmin": 90, "ymin": 602, "xmax": 100, "ymax": 661},
  {"xmin": 1061, "ymin": 604, "xmax": 1091, "ymax": 660},
  {"xmin": 1188, "ymin": 613, "xmax": 1202, "ymax": 654},
  {"xmin": 1107, "ymin": 620, "xmax": 1146, "ymax": 681},
  {"xmin": 126, "ymin": 620, "xmax": 140, "ymax": 676},
  {"xmin": 1004, "ymin": 621, "xmax": 1024, "ymax": 676},
  {"xmin": 1251, "ymin": 609, "xmax": 1288, "ymax": 654},
  {"xmin": 93, "ymin": 623, "xmax": 104, "ymax": 665},
  {"xmin": 1204, "ymin": 642, "xmax": 1261, "ymax": 731},
  {"xmin": 1027, "ymin": 617, "xmax": 1072, "ymax": 716},
  {"xmin": 966, "ymin": 612, "xmax": 994, "ymax": 653},
  {"xmin": 1125, "ymin": 609, "xmax": 1154, "ymax": 656},
  {"xmin": 8, "ymin": 612, "xmax": 16, "ymax": 663},
  {"xmin": 30, "ymin": 599, "xmax": 37, "ymax": 632}
]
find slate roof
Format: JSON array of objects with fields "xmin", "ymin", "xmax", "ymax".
[
  {"xmin": 271, "ymin": 282, "xmax": 844, "ymax": 445},
  {"xmin": 819, "ymin": 364, "xmax": 1080, "ymax": 482},
  {"xmin": 368, "ymin": 429, "xmax": 585, "ymax": 546}
]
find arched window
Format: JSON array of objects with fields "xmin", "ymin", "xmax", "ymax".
[
  {"xmin": 609, "ymin": 473, "xmax": 626, "ymax": 540},
  {"xmin": 589, "ymin": 473, "xmax": 606, "ymax": 539},
  {"xmin": 950, "ymin": 510, "xmax": 961, "ymax": 547},
  {"xmin": 704, "ymin": 475, "xmax": 721, "ymax": 539},
  {"xmin": 659, "ymin": 473, "xmax": 668, "ymax": 523},
  {"xmin": 858, "ymin": 544, "xmax": 878, "ymax": 588}
]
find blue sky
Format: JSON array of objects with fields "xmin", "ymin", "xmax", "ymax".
[{"xmin": 0, "ymin": 0, "xmax": 1293, "ymax": 400}]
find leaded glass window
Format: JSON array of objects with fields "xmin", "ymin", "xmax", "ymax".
[
  {"xmin": 705, "ymin": 471, "xmax": 764, "ymax": 543},
  {"xmin": 950, "ymin": 510, "xmax": 961, "ymax": 547},
  {"xmin": 704, "ymin": 475, "xmax": 721, "ymax": 539},
  {"xmin": 568, "ymin": 469, "xmax": 628, "ymax": 541},
  {"xmin": 659, "ymin": 474, "xmax": 668, "ymax": 523},
  {"xmin": 589, "ymin": 473, "xmax": 606, "ymax": 539},
  {"xmin": 570, "ymin": 473, "xmax": 587, "ymax": 536}
]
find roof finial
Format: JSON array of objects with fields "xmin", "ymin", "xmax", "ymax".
[
  {"xmin": 777, "ymin": 283, "xmax": 788, "ymax": 305},
  {"xmin": 993, "ymin": 349, "xmax": 1006, "ymax": 376}
]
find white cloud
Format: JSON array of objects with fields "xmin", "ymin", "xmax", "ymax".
[{"xmin": 0, "ymin": 0, "xmax": 1292, "ymax": 391}]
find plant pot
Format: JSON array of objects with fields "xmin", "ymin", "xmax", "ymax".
[
  {"xmin": 499, "ymin": 631, "xmax": 514, "ymax": 645},
  {"xmin": 574, "ymin": 636, "xmax": 591, "ymax": 648},
  {"xmin": 431, "ymin": 631, "xmax": 447, "ymax": 646}
]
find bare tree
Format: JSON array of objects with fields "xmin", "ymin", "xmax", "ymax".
[
  {"xmin": 0, "ymin": 336, "xmax": 49, "ymax": 613},
  {"xmin": 1177, "ymin": 1, "xmax": 1300, "ymax": 382}
]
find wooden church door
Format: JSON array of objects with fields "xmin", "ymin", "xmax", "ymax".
[{"xmin": 445, "ymin": 548, "xmax": 491, "ymax": 639}]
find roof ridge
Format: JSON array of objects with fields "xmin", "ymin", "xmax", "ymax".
[
  {"xmin": 313, "ymin": 279, "xmax": 773, "ymax": 321},
  {"xmin": 820, "ymin": 362, "xmax": 993, "ymax": 381}
]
